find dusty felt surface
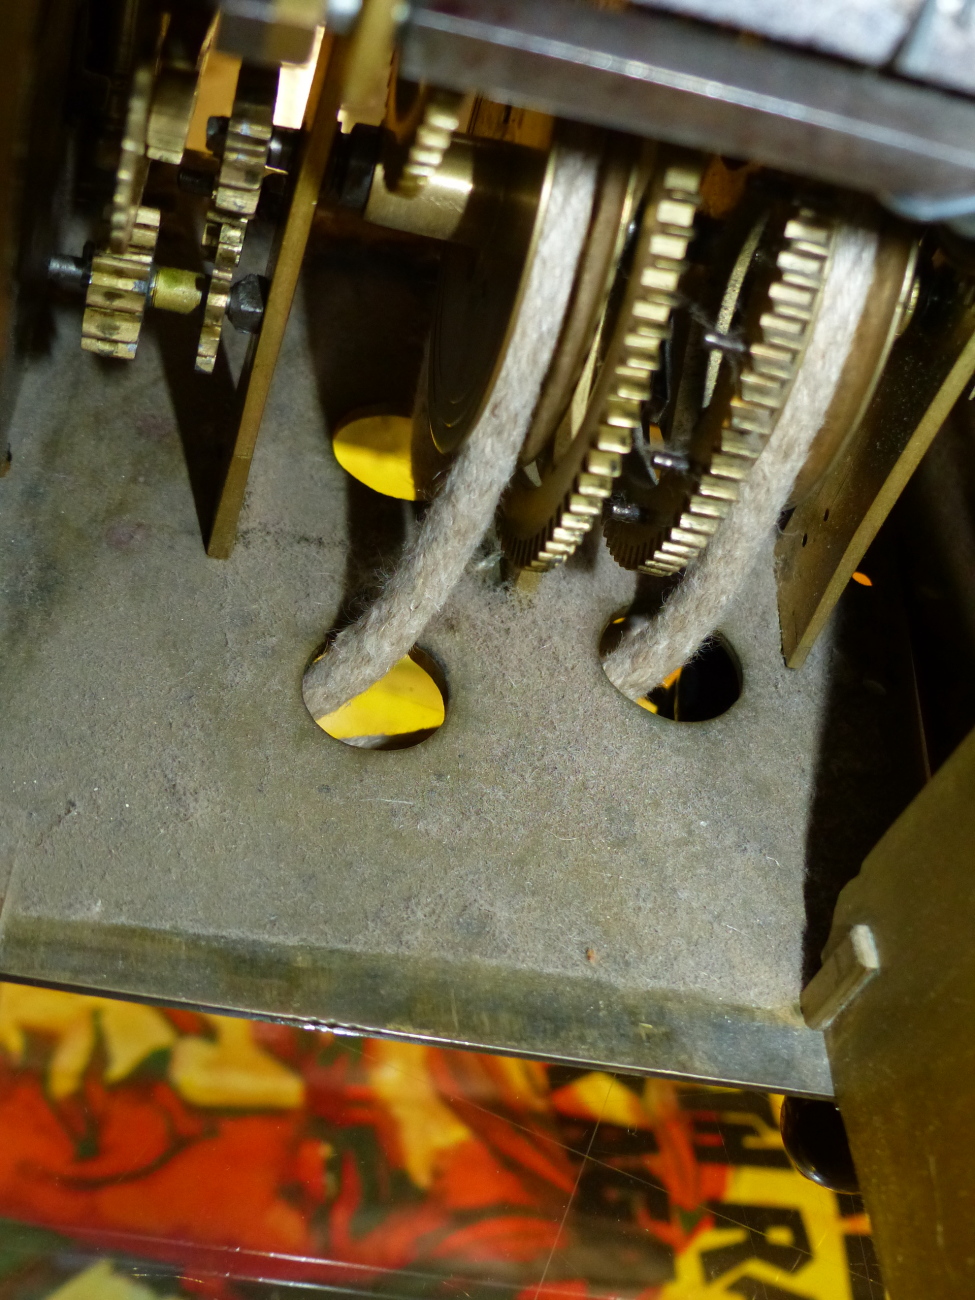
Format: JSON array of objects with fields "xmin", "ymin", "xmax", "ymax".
[{"xmin": 0, "ymin": 296, "xmax": 835, "ymax": 1087}]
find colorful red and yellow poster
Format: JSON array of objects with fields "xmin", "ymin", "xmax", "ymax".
[{"xmin": 0, "ymin": 986, "xmax": 882, "ymax": 1300}]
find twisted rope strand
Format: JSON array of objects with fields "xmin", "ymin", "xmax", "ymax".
[{"xmin": 304, "ymin": 146, "xmax": 599, "ymax": 720}]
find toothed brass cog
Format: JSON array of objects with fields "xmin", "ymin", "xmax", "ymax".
[
  {"xmin": 500, "ymin": 151, "xmax": 704, "ymax": 571},
  {"xmin": 197, "ymin": 97, "xmax": 275, "ymax": 373},
  {"xmin": 82, "ymin": 206, "xmax": 160, "ymax": 360},
  {"xmin": 383, "ymin": 71, "xmax": 464, "ymax": 198},
  {"xmin": 605, "ymin": 206, "xmax": 836, "ymax": 576}
]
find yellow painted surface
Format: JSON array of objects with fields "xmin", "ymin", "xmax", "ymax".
[
  {"xmin": 563, "ymin": 1070, "xmax": 654, "ymax": 1129},
  {"xmin": 0, "ymin": 985, "xmax": 305, "ymax": 1110},
  {"xmin": 332, "ymin": 415, "xmax": 416, "ymax": 501},
  {"xmin": 48, "ymin": 1260, "xmax": 176, "ymax": 1300},
  {"xmin": 661, "ymin": 1165, "xmax": 857, "ymax": 1299},
  {"xmin": 314, "ymin": 653, "xmax": 445, "ymax": 740},
  {"xmin": 0, "ymin": 985, "xmax": 176, "ymax": 1098},
  {"xmin": 168, "ymin": 1016, "xmax": 305, "ymax": 1110},
  {"xmin": 366, "ymin": 1041, "xmax": 472, "ymax": 1189}
]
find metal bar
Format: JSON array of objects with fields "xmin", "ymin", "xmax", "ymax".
[
  {"xmin": 628, "ymin": 0, "xmax": 924, "ymax": 68},
  {"xmin": 821, "ymin": 724, "xmax": 975, "ymax": 1296},
  {"xmin": 400, "ymin": 0, "xmax": 975, "ymax": 203},
  {"xmin": 207, "ymin": 31, "xmax": 346, "ymax": 559},
  {"xmin": 777, "ymin": 263, "xmax": 975, "ymax": 669}
]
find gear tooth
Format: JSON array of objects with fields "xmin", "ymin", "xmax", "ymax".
[
  {"xmin": 569, "ymin": 493, "xmax": 601, "ymax": 517},
  {"xmin": 699, "ymin": 474, "xmax": 740, "ymax": 502},
  {"xmin": 720, "ymin": 432, "xmax": 761, "ymax": 460},
  {"xmin": 641, "ymin": 264, "xmax": 683, "ymax": 292},
  {"xmin": 778, "ymin": 249, "xmax": 828, "ymax": 279},
  {"xmin": 663, "ymin": 162, "xmax": 702, "ymax": 193},
  {"xmin": 740, "ymin": 373, "xmax": 785, "ymax": 409},
  {"xmin": 613, "ymin": 380, "xmax": 652, "ymax": 403},
  {"xmin": 784, "ymin": 218, "xmax": 830, "ymax": 246},
  {"xmin": 680, "ymin": 512, "xmax": 719, "ymax": 535},
  {"xmin": 671, "ymin": 527, "xmax": 709, "ymax": 549},
  {"xmin": 577, "ymin": 473, "xmax": 613, "ymax": 499},
  {"xmin": 656, "ymin": 198, "xmax": 697, "ymax": 228},
  {"xmin": 586, "ymin": 449, "xmax": 621, "ymax": 478},
  {"xmin": 750, "ymin": 343, "xmax": 794, "ymax": 378},
  {"xmin": 649, "ymin": 232, "xmax": 691, "ymax": 260},
  {"xmin": 558, "ymin": 513, "xmax": 590, "ymax": 534},
  {"xmin": 603, "ymin": 396, "xmax": 643, "ymax": 426},
  {"xmin": 596, "ymin": 426, "xmax": 633, "ymax": 455},
  {"xmin": 769, "ymin": 282, "xmax": 816, "ymax": 311},
  {"xmin": 628, "ymin": 298, "xmax": 673, "ymax": 326},
  {"xmin": 660, "ymin": 540, "xmax": 697, "ymax": 559},
  {"xmin": 760, "ymin": 311, "xmax": 805, "ymax": 344},
  {"xmin": 690, "ymin": 493, "xmax": 731, "ymax": 519}
]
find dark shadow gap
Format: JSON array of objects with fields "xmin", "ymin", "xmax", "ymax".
[{"xmin": 801, "ymin": 521, "xmax": 927, "ymax": 985}]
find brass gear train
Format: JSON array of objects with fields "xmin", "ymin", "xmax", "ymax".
[
  {"xmin": 604, "ymin": 205, "xmax": 836, "ymax": 576},
  {"xmin": 83, "ymin": 5, "xmax": 208, "ymax": 362},
  {"xmin": 197, "ymin": 73, "xmax": 278, "ymax": 373},
  {"xmin": 500, "ymin": 150, "xmax": 704, "ymax": 571}
]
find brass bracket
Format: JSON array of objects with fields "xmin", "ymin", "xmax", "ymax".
[{"xmin": 777, "ymin": 249, "xmax": 975, "ymax": 667}]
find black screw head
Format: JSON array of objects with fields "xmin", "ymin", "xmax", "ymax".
[{"xmin": 227, "ymin": 274, "xmax": 269, "ymax": 334}]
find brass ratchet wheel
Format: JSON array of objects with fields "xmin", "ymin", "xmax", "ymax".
[{"xmin": 499, "ymin": 145, "xmax": 705, "ymax": 571}]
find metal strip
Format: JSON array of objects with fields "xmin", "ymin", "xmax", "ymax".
[
  {"xmin": 0, "ymin": 916, "xmax": 834, "ymax": 1097},
  {"xmin": 401, "ymin": 0, "xmax": 975, "ymax": 203}
]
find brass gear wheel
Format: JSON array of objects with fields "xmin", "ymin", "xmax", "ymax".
[
  {"xmin": 500, "ymin": 149, "xmax": 704, "ymax": 571},
  {"xmin": 384, "ymin": 83, "xmax": 464, "ymax": 198},
  {"xmin": 196, "ymin": 85, "xmax": 275, "ymax": 373},
  {"xmin": 109, "ymin": 13, "xmax": 203, "ymax": 254},
  {"xmin": 605, "ymin": 205, "xmax": 836, "ymax": 576},
  {"xmin": 82, "ymin": 206, "xmax": 161, "ymax": 360}
]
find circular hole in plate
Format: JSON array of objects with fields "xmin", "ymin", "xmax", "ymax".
[
  {"xmin": 600, "ymin": 612, "xmax": 742, "ymax": 722},
  {"xmin": 304, "ymin": 646, "xmax": 446, "ymax": 749},
  {"xmin": 332, "ymin": 413, "xmax": 416, "ymax": 501}
]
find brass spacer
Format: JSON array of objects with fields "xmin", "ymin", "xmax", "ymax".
[{"xmin": 150, "ymin": 267, "xmax": 204, "ymax": 315}]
